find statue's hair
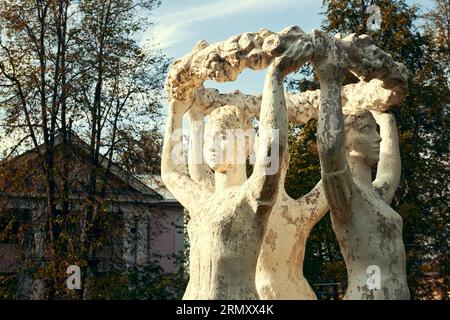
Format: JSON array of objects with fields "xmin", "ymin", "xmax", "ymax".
[
  {"xmin": 343, "ymin": 108, "xmax": 374, "ymax": 132},
  {"xmin": 206, "ymin": 104, "xmax": 251, "ymax": 131}
]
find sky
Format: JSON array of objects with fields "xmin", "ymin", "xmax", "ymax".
[
  {"xmin": 0, "ymin": 0, "xmax": 438, "ymax": 155},
  {"xmin": 140, "ymin": 0, "xmax": 436, "ymax": 95}
]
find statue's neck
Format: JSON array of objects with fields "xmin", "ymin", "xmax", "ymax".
[
  {"xmin": 215, "ymin": 165, "xmax": 247, "ymax": 191},
  {"xmin": 347, "ymin": 153, "xmax": 374, "ymax": 190},
  {"xmin": 214, "ymin": 164, "xmax": 288, "ymax": 193}
]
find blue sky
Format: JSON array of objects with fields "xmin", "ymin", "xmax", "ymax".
[
  {"xmin": 0, "ymin": 0, "xmax": 437, "ymax": 155},
  {"xmin": 140, "ymin": 0, "xmax": 436, "ymax": 95}
]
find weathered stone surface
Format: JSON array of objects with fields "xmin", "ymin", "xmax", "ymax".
[
  {"xmin": 185, "ymin": 82, "xmax": 404, "ymax": 300},
  {"xmin": 163, "ymin": 26, "xmax": 410, "ymax": 300},
  {"xmin": 190, "ymin": 78, "xmax": 404, "ymax": 124},
  {"xmin": 165, "ymin": 26, "xmax": 311, "ymax": 103},
  {"xmin": 255, "ymin": 163, "xmax": 328, "ymax": 299},
  {"xmin": 312, "ymin": 30, "xmax": 409, "ymax": 88},
  {"xmin": 313, "ymin": 31, "xmax": 410, "ymax": 300},
  {"xmin": 186, "ymin": 106, "xmax": 330, "ymax": 299},
  {"xmin": 161, "ymin": 43, "xmax": 315, "ymax": 298}
]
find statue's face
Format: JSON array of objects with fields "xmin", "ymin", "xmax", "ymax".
[
  {"xmin": 203, "ymin": 127, "xmax": 249, "ymax": 173},
  {"xmin": 345, "ymin": 114, "xmax": 381, "ymax": 167}
]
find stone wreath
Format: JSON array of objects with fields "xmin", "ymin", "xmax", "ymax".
[{"xmin": 165, "ymin": 26, "xmax": 409, "ymax": 122}]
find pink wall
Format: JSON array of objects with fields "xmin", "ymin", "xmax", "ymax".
[{"xmin": 149, "ymin": 207, "xmax": 184, "ymax": 273}]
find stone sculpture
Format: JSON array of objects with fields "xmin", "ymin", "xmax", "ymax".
[
  {"xmin": 185, "ymin": 79, "xmax": 405, "ymax": 299},
  {"xmin": 163, "ymin": 25, "xmax": 410, "ymax": 300},
  {"xmin": 312, "ymin": 30, "xmax": 410, "ymax": 299},
  {"xmin": 161, "ymin": 27, "xmax": 312, "ymax": 299},
  {"xmin": 186, "ymin": 104, "xmax": 328, "ymax": 300}
]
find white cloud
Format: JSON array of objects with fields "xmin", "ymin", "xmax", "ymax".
[{"xmin": 141, "ymin": 0, "xmax": 298, "ymax": 51}]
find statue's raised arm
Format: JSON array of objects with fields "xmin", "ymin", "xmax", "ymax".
[
  {"xmin": 371, "ymin": 110, "xmax": 401, "ymax": 205},
  {"xmin": 240, "ymin": 29, "xmax": 313, "ymax": 215},
  {"xmin": 312, "ymin": 30, "xmax": 410, "ymax": 300},
  {"xmin": 160, "ymin": 99, "xmax": 213, "ymax": 217}
]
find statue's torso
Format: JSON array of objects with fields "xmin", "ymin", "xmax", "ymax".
[
  {"xmin": 332, "ymin": 184, "xmax": 410, "ymax": 300},
  {"xmin": 184, "ymin": 188, "xmax": 268, "ymax": 300},
  {"xmin": 256, "ymin": 191, "xmax": 318, "ymax": 300}
]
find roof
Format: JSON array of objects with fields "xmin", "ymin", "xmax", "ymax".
[
  {"xmin": 135, "ymin": 174, "xmax": 176, "ymax": 201},
  {"xmin": 0, "ymin": 132, "xmax": 170, "ymax": 201}
]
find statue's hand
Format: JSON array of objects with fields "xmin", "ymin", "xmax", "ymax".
[
  {"xmin": 272, "ymin": 35, "xmax": 313, "ymax": 78},
  {"xmin": 370, "ymin": 109, "xmax": 393, "ymax": 123},
  {"xmin": 187, "ymin": 94, "xmax": 207, "ymax": 120},
  {"xmin": 169, "ymin": 98, "xmax": 193, "ymax": 115}
]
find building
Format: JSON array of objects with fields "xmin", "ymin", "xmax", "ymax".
[{"xmin": 0, "ymin": 133, "xmax": 184, "ymax": 297}]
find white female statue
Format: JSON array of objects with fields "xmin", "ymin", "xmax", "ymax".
[
  {"xmin": 161, "ymin": 33, "xmax": 311, "ymax": 299},
  {"xmin": 165, "ymin": 25, "xmax": 409, "ymax": 300},
  {"xmin": 313, "ymin": 31, "xmax": 410, "ymax": 299}
]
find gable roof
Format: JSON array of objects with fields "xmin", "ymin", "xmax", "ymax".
[
  {"xmin": 2, "ymin": 132, "xmax": 162, "ymax": 199},
  {"xmin": 135, "ymin": 174, "xmax": 176, "ymax": 201}
]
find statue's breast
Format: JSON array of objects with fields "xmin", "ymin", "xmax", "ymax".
[
  {"xmin": 356, "ymin": 187, "xmax": 403, "ymax": 231},
  {"xmin": 187, "ymin": 190, "xmax": 263, "ymax": 245},
  {"xmin": 187, "ymin": 190, "xmax": 241, "ymax": 233}
]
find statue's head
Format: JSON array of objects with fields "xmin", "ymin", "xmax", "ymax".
[
  {"xmin": 344, "ymin": 109, "xmax": 381, "ymax": 167},
  {"xmin": 204, "ymin": 105, "xmax": 252, "ymax": 173}
]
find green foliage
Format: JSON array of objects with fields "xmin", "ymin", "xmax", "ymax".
[
  {"xmin": 285, "ymin": 120, "xmax": 320, "ymax": 200},
  {"xmin": 86, "ymin": 257, "xmax": 188, "ymax": 300},
  {"xmin": 0, "ymin": 274, "xmax": 17, "ymax": 299}
]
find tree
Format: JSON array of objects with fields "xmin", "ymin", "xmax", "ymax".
[
  {"xmin": 69, "ymin": 0, "xmax": 167, "ymax": 298},
  {"xmin": 0, "ymin": 0, "xmax": 77, "ymax": 298},
  {"xmin": 0, "ymin": 0, "xmax": 168, "ymax": 299},
  {"xmin": 114, "ymin": 128, "xmax": 162, "ymax": 175}
]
